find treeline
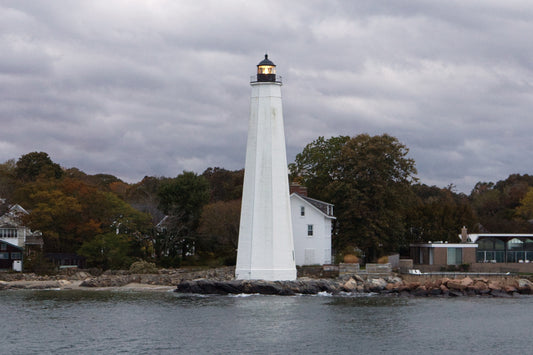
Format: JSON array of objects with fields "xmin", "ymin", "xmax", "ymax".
[
  {"xmin": 2, "ymin": 134, "xmax": 533, "ymax": 270},
  {"xmin": 0, "ymin": 152, "xmax": 243, "ymax": 270}
]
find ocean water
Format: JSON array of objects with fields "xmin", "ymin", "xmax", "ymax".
[{"xmin": 1, "ymin": 290, "xmax": 531, "ymax": 354}]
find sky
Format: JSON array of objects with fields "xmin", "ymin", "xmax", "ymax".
[{"xmin": 1, "ymin": 1, "xmax": 533, "ymax": 194}]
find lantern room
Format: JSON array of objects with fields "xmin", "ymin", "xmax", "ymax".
[{"xmin": 257, "ymin": 54, "xmax": 276, "ymax": 82}]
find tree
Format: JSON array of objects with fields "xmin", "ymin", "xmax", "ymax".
[
  {"xmin": 78, "ymin": 232, "xmax": 133, "ymax": 270},
  {"xmin": 470, "ymin": 174, "xmax": 533, "ymax": 233},
  {"xmin": 125, "ymin": 176, "xmax": 167, "ymax": 224},
  {"xmin": 0, "ymin": 159, "xmax": 16, "ymax": 200},
  {"xmin": 197, "ymin": 199, "xmax": 241, "ymax": 264},
  {"xmin": 157, "ymin": 171, "xmax": 210, "ymax": 258},
  {"xmin": 15, "ymin": 152, "xmax": 63, "ymax": 182},
  {"xmin": 407, "ymin": 184, "xmax": 478, "ymax": 243},
  {"xmin": 202, "ymin": 167, "xmax": 244, "ymax": 202},
  {"xmin": 516, "ymin": 187, "xmax": 533, "ymax": 222},
  {"xmin": 289, "ymin": 136, "xmax": 350, "ymax": 201},
  {"xmin": 291, "ymin": 134, "xmax": 418, "ymax": 261},
  {"xmin": 19, "ymin": 176, "xmax": 151, "ymax": 254}
]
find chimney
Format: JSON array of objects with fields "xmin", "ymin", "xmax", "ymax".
[
  {"xmin": 289, "ymin": 182, "xmax": 307, "ymax": 197},
  {"xmin": 461, "ymin": 226, "xmax": 468, "ymax": 243}
]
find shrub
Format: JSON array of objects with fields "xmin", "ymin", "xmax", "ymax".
[
  {"xmin": 343, "ymin": 254, "xmax": 359, "ymax": 263},
  {"xmin": 377, "ymin": 256, "xmax": 389, "ymax": 264},
  {"xmin": 129, "ymin": 260, "xmax": 158, "ymax": 274},
  {"xmin": 23, "ymin": 253, "xmax": 56, "ymax": 275}
]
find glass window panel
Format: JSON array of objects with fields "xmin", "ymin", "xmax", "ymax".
[
  {"xmin": 495, "ymin": 251, "xmax": 505, "ymax": 263},
  {"xmin": 447, "ymin": 248, "xmax": 462, "ymax": 265},
  {"xmin": 524, "ymin": 239, "xmax": 533, "ymax": 251},
  {"xmin": 494, "ymin": 239, "xmax": 505, "ymax": 250},
  {"xmin": 477, "ymin": 239, "xmax": 493, "ymax": 250},
  {"xmin": 508, "ymin": 238, "xmax": 524, "ymax": 251}
]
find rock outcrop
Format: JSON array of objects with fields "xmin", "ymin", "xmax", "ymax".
[{"xmin": 175, "ymin": 276, "xmax": 533, "ymax": 297}]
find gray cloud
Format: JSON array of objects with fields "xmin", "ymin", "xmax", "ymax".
[{"xmin": 1, "ymin": 0, "xmax": 533, "ymax": 193}]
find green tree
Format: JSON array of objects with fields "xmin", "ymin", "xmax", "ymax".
[
  {"xmin": 78, "ymin": 232, "xmax": 133, "ymax": 270},
  {"xmin": 15, "ymin": 152, "xmax": 63, "ymax": 182},
  {"xmin": 202, "ymin": 167, "xmax": 244, "ymax": 202},
  {"xmin": 291, "ymin": 134, "xmax": 417, "ymax": 261},
  {"xmin": 0, "ymin": 159, "xmax": 17, "ymax": 201},
  {"xmin": 407, "ymin": 184, "xmax": 478, "ymax": 243},
  {"xmin": 330, "ymin": 134, "xmax": 418, "ymax": 260},
  {"xmin": 157, "ymin": 171, "xmax": 210, "ymax": 258},
  {"xmin": 197, "ymin": 199, "xmax": 241, "ymax": 264},
  {"xmin": 289, "ymin": 136, "xmax": 350, "ymax": 201}
]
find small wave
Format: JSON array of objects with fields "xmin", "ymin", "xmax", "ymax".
[
  {"xmin": 315, "ymin": 291, "xmax": 333, "ymax": 297},
  {"xmin": 229, "ymin": 293, "xmax": 260, "ymax": 298}
]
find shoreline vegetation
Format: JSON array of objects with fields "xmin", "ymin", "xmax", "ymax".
[{"xmin": 2, "ymin": 266, "xmax": 533, "ymax": 297}]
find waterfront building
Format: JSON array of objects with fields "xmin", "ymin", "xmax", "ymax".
[
  {"xmin": 235, "ymin": 55, "xmax": 297, "ymax": 281},
  {"xmin": 289, "ymin": 183, "xmax": 335, "ymax": 266},
  {"xmin": 0, "ymin": 204, "xmax": 43, "ymax": 251},
  {"xmin": 410, "ymin": 227, "xmax": 533, "ymax": 273}
]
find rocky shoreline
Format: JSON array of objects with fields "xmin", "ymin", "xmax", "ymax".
[
  {"xmin": 176, "ymin": 274, "xmax": 533, "ymax": 297},
  {"xmin": 2, "ymin": 267, "xmax": 533, "ymax": 297}
]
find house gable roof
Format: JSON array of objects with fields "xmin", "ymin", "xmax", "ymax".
[{"xmin": 290, "ymin": 193, "xmax": 335, "ymax": 219}]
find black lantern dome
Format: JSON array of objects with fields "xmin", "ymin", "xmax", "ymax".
[{"xmin": 257, "ymin": 54, "xmax": 276, "ymax": 82}]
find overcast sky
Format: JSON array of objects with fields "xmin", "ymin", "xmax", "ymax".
[{"xmin": 2, "ymin": 1, "xmax": 533, "ymax": 193}]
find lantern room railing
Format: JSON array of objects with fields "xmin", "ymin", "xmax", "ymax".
[{"xmin": 250, "ymin": 75, "xmax": 283, "ymax": 83}]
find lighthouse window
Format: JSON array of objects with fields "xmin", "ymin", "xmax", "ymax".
[
  {"xmin": 307, "ymin": 224, "xmax": 314, "ymax": 236},
  {"xmin": 300, "ymin": 206, "xmax": 305, "ymax": 216}
]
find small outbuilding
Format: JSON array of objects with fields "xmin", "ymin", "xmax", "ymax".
[{"xmin": 0, "ymin": 240, "xmax": 23, "ymax": 271}]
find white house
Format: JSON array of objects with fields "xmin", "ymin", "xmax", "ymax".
[
  {"xmin": 0, "ymin": 203, "xmax": 43, "ymax": 251},
  {"xmin": 290, "ymin": 185, "xmax": 335, "ymax": 266}
]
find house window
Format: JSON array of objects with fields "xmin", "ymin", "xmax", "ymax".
[
  {"xmin": 300, "ymin": 206, "xmax": 305, "ymax": 216},
  {"xmin": 307, "ymin": 224, "xmax": 314, "ymax": 236},
  {"xmin": 447, "ymin": 248, "xmax": 462, "ymax": 265},
  {"xmin": 11, "ymin": 252, "xmax": 22, "ymax": 260},
  {"xmin": 0, "ymin": 244, "xmax": 6, "ymax": 251},
  {"xmin": 0, "ymin": 252, "xmax": 9, "ymax": 259}
]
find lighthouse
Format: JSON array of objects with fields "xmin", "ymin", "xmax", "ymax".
[{"xmin": 235, "ymin": 55, "xmax": 297, "ymax": 281}]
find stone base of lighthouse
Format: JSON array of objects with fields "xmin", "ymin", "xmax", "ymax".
[{"xmin": 235, "ymin": 78, "xmax": 297, "ymax": 281}]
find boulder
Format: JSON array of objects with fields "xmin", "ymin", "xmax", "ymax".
[
  {"xmin": 503, "ymin": 285, "xmax": 517, "ymax": 293},
  {"xmin": 367, "ymin": 278, "xmax": 388, "ymax": 292},
  {"xmin": 411, "ymin": 286, "xmax": 428, "ymax": 297},
  {"xmin": 460, "ymin": 276, "xmax": 473, "ymax": 287},
  {"xmin": 471, "ymin": 281, "xmax": 490, "ymax": 295},
  {"xmin": 446, "ymin": 279, "xmax": 466, "ymax": 291},
  {"xmin": 353, "ymin": 274, "xmax": 365, "ymax": 283},
  {"xmin": 342, "ymin": 278, "xmax": 357, "ymax": 292},
  {"xmin": 488, "ymin": 281, "xmax": 502, "ymax": 291}
]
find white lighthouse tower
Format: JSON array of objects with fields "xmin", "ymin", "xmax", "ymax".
[{"xmin": 235, "ymin": 55, "xmax": 297, "ymax": 281}]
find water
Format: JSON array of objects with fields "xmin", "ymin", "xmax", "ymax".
[{"xmin": 1, "ymin": 290, "xmax": 531, "ymax": 354}]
